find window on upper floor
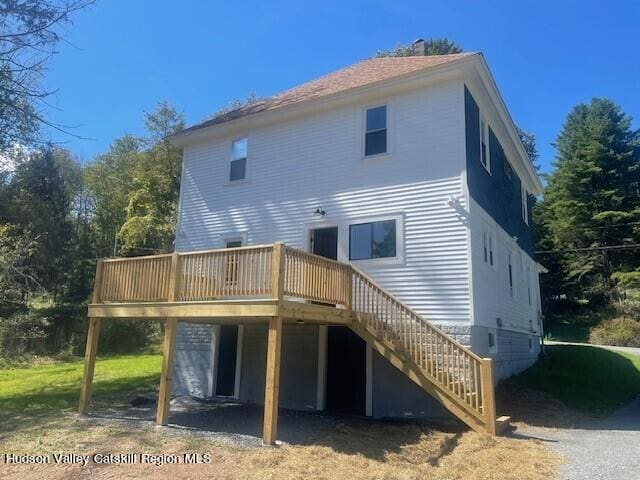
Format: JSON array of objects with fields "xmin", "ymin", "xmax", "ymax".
[
  {"xmin": 365, "ymin": 105, "xmax": 387, "ymax": 156},
  {"xmin": 504, "ymin": 158, "xmax": 515, "ymax": 182},
  {"xmin": 508, "ymin": 252, "xmax": 514, "ymax": 298},
  {"xmin": 349, "ymin": 219, "xmax": 396, "ymax": 260},
  {"xmin": 479, "ymin": 113, "xmax": 490, "ymax": 173},
  {"xmin": 229, "ymin": 138, "xmax": 247, "ymax": 182},
  {"xmin": 482, "ymin": 229, "xmax": 495, "ymax": 267},
  {"xmin": 526, "ymin": 264, "xmax": 532, "ymax": 306},
  {"xmin": 521, "ymin": 185, "xmax": 529, "ymax": 225}
]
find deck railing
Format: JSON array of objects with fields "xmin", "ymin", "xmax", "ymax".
[
  {"xmin": 93, "ymin": 241, "xmax": 494, "ymax": 432},
  {"xmin": 283, "ymin": 247, "xmax": 351, "ymax": 307},
  {"xmin": 96, "ymin": 243, "xmax": 350, "ymax": 306}
]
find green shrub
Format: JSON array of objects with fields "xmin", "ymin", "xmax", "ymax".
[
  {"xmin": 98, "ymin": 319, "xmax": 160, "ymax": 353},
  {"xmin": 589, "ymin": 317, "xmax": 640, "ymax": 347},
  {"xmin": 0, "ymin": 311, "xmax": 49, "ymax": 357}
]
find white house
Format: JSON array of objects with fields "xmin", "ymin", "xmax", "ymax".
[{"xmin": 163, "ymin": 43, "xmax": 544, "ymax": 422}]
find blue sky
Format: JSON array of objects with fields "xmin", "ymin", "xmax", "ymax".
[{"xmin": 44, "ymin": 0, "xmax": 640, "ymax": 172}]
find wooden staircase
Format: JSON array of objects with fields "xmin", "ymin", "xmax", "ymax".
[{"xmin": 347, "ymin": 265, "xmax": 510, "ymax": 435}]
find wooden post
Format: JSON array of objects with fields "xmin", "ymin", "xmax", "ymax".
[
  {"xmin": 271, "ymin": 242, "xmax": 285, "ymax": 300},
  {"xmin": 156, "ymin": 317, "xmax": 178, "ymax": 425},
  {"xmin": 167, "ymin": 252, "xmax": 182, "ymax": 302},
  {"xmin": 78, "ymin": 259, "xmax": 105, "ymax": 414},
  {"xmin": 344, "ymin": 268, "xmax": 353, "ymax": 309},
  {"xmin": 481, "ymin": 358, "xmax": 497, "ymax": 435},
  {"xmin": 262, "ymin": 316, "xmax": 283, "ymax": 445},
  {"xmin": 78, "ymin": 317, "xmax": 101, "ymax": 413}
]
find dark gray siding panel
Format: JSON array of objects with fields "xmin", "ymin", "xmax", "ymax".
[
  {"xmin": 464, "ymin": 86, "xmax": 534, "ymax": 257},
  {"xmin": 372, "ymin": 351, "xmax": 450, "ymax": 420},
  {"xmin": 239, "ymin": 324, "xmax": 318, "ymax": 411}
]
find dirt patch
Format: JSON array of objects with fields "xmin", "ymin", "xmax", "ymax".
[{"xmin": 0, "ymin": 403, "xmax": 560, "ymax": 480}]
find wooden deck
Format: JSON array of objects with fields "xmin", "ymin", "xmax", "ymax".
[{"xmin": 78, "ymin": 242, "xmax": 506, "ymax": 444}]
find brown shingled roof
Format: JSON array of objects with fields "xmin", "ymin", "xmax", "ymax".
[{"xmin": 182, "ymin": 53, "xmax": 476, "ymax": 133}]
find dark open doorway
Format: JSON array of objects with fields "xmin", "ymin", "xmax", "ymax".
[
  {"xmin": 326, "ymin": 326, "xmax": 366, "ymax": 415},
  {"xmin": 310, "ymin": 226, "xmax": 338, "ymax": 260},
  {"xmin": 215, "ymin": 325, "xmax": 239, "ymax": 397}
]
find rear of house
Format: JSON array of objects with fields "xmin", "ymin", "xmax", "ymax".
[{"xmin": 168, "ymin": 50, "xmax": 543, "ymax": 419}]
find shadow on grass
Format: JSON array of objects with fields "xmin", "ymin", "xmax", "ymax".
[
  {"xmin": 0, "ymin": 372, "xmax": 160, "ymax": 436},
  {"xmin": 498, "ymin": 345, "xmax": 640, "ymax": 429}
]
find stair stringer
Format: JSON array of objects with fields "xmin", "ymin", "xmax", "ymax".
[{"xmin": 349, "ymin": 322, "xmax": 490, "ymax": 434}]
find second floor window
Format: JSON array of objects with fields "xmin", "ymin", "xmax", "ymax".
[
  {"xmin": 479, "ymin": 113, "xmax": 490, "ymax": 172},
  {"xmin": 229, "ymin": 138, "xmax": 247, "ymax": 182},
  {"xmin": 350, "ymin": 219, "xmax": 396, "ymax": 260},
  {"xmin": 508, "ymin": 253, "xmax": 514, "ymax": 298},
  {"xmin": 521, "ymin": 186, "xmax": 529, "ymax": 224},
  {"xmin": 483, "ymin": 230, "xmax": 495, "ymax": 267},
  {"xmin": 365, "ymin": 105, "xmax": 387, "ymax": 156}
]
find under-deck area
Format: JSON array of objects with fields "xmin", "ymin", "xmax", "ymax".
[{"xmin": 79, "ymin": 242, "xmax": 504, "ymax": 445}]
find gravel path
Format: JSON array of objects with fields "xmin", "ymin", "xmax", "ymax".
[
  {"xmin": 545, "ymin": 340, "xmax": 640, "ymax": 356},
  {"xmin": 516, "ymin": 397, "xmax": 640, "ymax": 480}
]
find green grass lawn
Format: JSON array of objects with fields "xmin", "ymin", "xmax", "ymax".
[
  {"xmin": 0, "ymin": 354, "xmax": 161, "ymax": 420},
  {"xmin": 504, "ymin": 345, "xmax": 640, "ymax": 416}
]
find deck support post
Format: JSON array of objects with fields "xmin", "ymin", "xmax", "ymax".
[
  {"xmin": 156, "ymin": 317, "xmax": 178, "ymax": 425},
  {"xmin": 78, "ymin": 317, "xmax": 102, "ymax": 413},
  {"xmin": 262, "ymin": 315, "xmax": 283, "ymax": 445},
  {"xmin": 481, "ymin": 358, "xmax": 497, "ymax": 435},
  {"xmin": 271, "ymin": 242, "xmax": 285, "ymax": 300},
  {"xmin": 79, "ymin": 259, "xmax": 105, "ymax": 414}
]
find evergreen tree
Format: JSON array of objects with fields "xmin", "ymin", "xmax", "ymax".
[
  {"xmin": 3, "ymin": 146, "xmax": 81, "ymax": 300},
  {"xmin": 538, "ymin": 98, "xmax": 640, "ymax": 305}
]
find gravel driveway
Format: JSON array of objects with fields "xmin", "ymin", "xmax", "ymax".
[
  {"xmin": 516, "ymin": 396, "xmax": 640, "ymax": 480},
  {"xmin": 545, "ymin": 340, "xmax": 640, "ymax": 357}
]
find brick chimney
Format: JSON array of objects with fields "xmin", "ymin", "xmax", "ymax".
[{"xmin": 412, "ymin": 38, "xmax": 426, "ymax": 56}]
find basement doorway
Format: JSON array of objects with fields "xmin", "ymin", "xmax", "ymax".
[{"xmin": 326, "ymin": 326, "xmax": 366, "ymax": 415}]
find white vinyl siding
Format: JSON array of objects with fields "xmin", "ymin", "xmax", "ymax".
[
  {"xmin": 469, "ymin": 197, "xmax": 541, "ymax": 335},
  {"xmin": 177, "ymin": 80, "xmax": 470, "ymax": 324}
]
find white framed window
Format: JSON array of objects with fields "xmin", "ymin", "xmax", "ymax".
[
  {"xmin": 221, "ymin": 231, "xmax": 248, "ymax": 248},
  {"xmin": 221, "ymin": 234, "xmax": 245, "ymax": 287},
  {"xmin": 479, "ymin": 113, "xmax": 490, "ymax": 173},
  {"xmin": 507, "ymin": 252, "xmax": 514, "ymax": 298},
  {"xmin": 349, "ymin": 219, "xmax": 396, "ymax": 260},
  {"xmin": 521, "ymin": 186, "xmax": 529, "ymax": 224},
  {"xmin": 527, "ymin": 264, "xmax": 532, "ymax": 306},
  {"xmin": 364, "ymin": 105, "xmax": 387, "ymax": 157},
  {"xmin": 229, "ymin": 137, "xmax": 247, "ymax": 182},
  {"xmin": 483, "ymin": 231, "xmax": 488, "ymax": 263},
  {"xmin": 482, "ymin": 229, "xmax": 495, "ymax": 267}
]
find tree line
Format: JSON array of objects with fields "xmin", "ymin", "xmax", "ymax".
[{"xmin": 0, "ymin": 103, "xmax": 185, "ymax": 355}]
